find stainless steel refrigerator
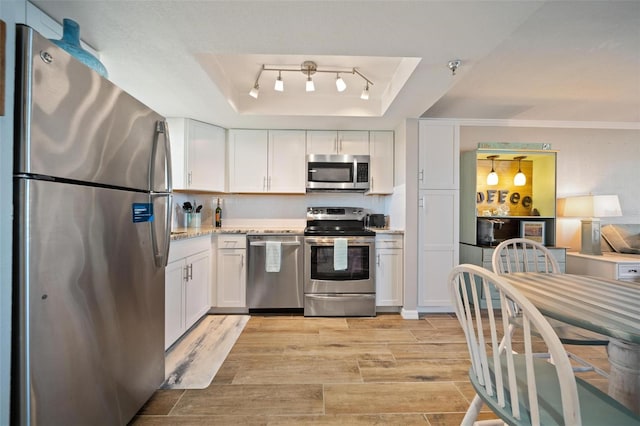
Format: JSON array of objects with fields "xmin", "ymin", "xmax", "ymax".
[{"xmin": 12, "ymin": 25, "xmax": 172, "ymax": 425}]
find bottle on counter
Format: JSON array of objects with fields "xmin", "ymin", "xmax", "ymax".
[{"xmin": 215, "ymin": 198, "xmax": 222, "ymax": 228}]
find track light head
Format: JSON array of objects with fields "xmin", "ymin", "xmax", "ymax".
[
  {"xmin": 249, "ymin": 83, "xmax": 259, "ymax": 99},
  {"xmin": 335, "ymin": 74, "xmax": 346, "ymax": 92},
  {"xmin": 360, "ymin": 82, "xmax": 370, "ymax": 100},
  {"xmin": 274, "ymin": 71, "xmax": 284, "ymax": 92}
]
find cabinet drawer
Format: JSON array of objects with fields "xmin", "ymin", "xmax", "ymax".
[
  {"xmin": 375, "ymin": 234, "xmax": 403, "ymax": 249},
  {"xmin": 168, "ymin": 235, "xmax": 210, "ymax": 262},
  {"xmin": 218, "ymin": 234, "xmax": 246, "ymax": 249},
  {"xmin": 619, "ymin": 264, "xmax": 640, "ymax": 279}
]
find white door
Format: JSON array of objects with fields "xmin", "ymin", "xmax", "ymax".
[
  {"xmin": 418, "ymin": 190, "xmax": 459, "ymax": 308},
  {"xmin": 187, "ymin": 121, "xmax": 226, "ymax": 192},
  {"xmin": 376, "ymin": 248, "xmax": 403, "ymax": 306},
  {"xmin": 369, "ymin": 131, "xmax": 394, "ymax": 194},
  {"xmin": 217, "ymin": 249, "xmax": 247, "ymax": 307},
  {"xmin": 418, "ymin": 122, "xmax": 459, "ymax": 190},
  {"xmin": 184, "ymin": 250, "xmax": 211, "ymax": 329},
  {"xmin": 268, "ymin": 130, "xmax": 306, "ymax": 193},
  {"xmin": 306, "ymin": 130, "xmax": 337, "ymax": 154},
  {"xmin": 338, "ymin": 130, "xmax": 369, "ymax": 155},
  {"xmin": 228, "ymin": 129, "xmax": 268, "ymax": 192},
  {"xmin": 164, "ymin": 258, "xmax": 185, "ymax": 349}
]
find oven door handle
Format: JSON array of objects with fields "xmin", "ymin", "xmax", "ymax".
[{"xmin": 249, "ymin": 241, "xmax": 301, "ymax": 247}]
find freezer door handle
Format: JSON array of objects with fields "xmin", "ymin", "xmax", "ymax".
[{"xmin": 150, "ymin": 120, "xmax": 173, "ymax": 193}]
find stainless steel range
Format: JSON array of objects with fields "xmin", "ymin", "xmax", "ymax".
[{"xmin": 303, "ymin": 207, "xmax": 376, "ymax": 316}]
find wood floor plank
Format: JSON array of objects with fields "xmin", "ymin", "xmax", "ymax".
[
  {"xmin": 170, "ymin": 384, "xmax": 324, "ymax": 416},
  {"xmin": 324, "ymin": 382, "xmax": 469, "ymax": 414}
]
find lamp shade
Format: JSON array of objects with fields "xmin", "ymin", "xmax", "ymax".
[{"xmin": 560, "ymin": 195, "xmax": 622, "ymax": 218}]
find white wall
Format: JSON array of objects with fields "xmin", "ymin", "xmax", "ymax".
[
  {"xmin": 171, "ymin": 192, "xmax": 388, "ymax": 230},
  {"xmin": 460, "ymin": 125, "xmax": 640, "ymax": 250}
]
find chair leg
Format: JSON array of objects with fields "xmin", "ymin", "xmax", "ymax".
[{"xmin": 461, "ymin": 394, "xmax": 484, "ymax": 426}]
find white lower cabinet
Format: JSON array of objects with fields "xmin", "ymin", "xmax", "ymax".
[
  {"xmin": 216, "ymin": 234, "xmax": 247, "ymax": 308},
  {"xmin": 375, "ymin": 234, "xmax": 404, "ymax": 307},
  {"xmin": 165, "ymin": 236, "xmax": 211, "ymax": 350},
  {"xmin": 418, "ymin": 190, "xmax": 459, "ymax": 309}
]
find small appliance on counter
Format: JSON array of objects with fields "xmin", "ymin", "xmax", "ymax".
[{"xmin": 365, "ymin": 213, "xmax": 386, "ymax": 229}]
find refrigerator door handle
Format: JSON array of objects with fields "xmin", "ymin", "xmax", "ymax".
[
  {"xmin": 150, "ymin": 193, "xmax": 172, "ymax": 268},
  {"xmin": 151, "ymin": 120, "xmax": 173, "ymax": 193}
]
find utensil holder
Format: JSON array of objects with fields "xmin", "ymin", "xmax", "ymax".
[{"xmin": 186, "ymin": 212, "xmax": 201, "ymax": 228}]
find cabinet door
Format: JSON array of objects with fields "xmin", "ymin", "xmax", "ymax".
[
  {"xmin": 165, "ymin": 258, "xmax": 185, "ymax": 349},
  {"xmin": 268, "ymin": 130, "xmax": 306, "ymax": 193},
  {"xmin": 418, "ymin": 122, "xmax": 459, "ymax": 190},
  {"xmin": 166, "ymin": 118, "xmax": 186, "ymax": 190},
  {"xmin": 217, "ymin": 249, "xmax": 247, "ymax": 307},
  {"xmin": 186, "ymin": 120, "xmax": 226, "ymax": 192},
  {"xmin": 184, "ymin": 250, "xmax": 211, "ymax": 330},
  {"xmin": 306, "ymin": 130, "xmax": 338, "ymax": 154},
  {"xmin": 376, "ymin": 248, "xmax": 403, "ymax": 306},
  {"xmin": 418, "ymin": 190, "xmax": 459, "ymax": 308},
  {"xmin": 338, "ymin": 130, "xmax": 369, "ymax": 155},
  {"xmin": 369, "ymin": 131, "xmax": 394, "ymax": 194},
  {"xmin": 228, "ymin": 129, "xmax": 269, "ymax": 193}
]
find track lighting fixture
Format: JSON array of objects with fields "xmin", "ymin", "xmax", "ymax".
[
  {"xmin": 513, "ymin": 156, "xmax": 527, "ymax": 186},
  {"xmin": 486, "ymin": 155, "xmax": 499, "ymax": 185},
  {"xmin": 274, "ymin": 71, "xmax": 284, "ymax": 92},
  {"xmin": 248, "ymin": 60, "xmax": 373, "ymax": 99}
]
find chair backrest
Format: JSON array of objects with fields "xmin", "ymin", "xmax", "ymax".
[
  {"xmin": 449, "ymin": 264, "xmax": 580, "ymax": 425},
  {"xmin": 492, "ymin": 238, "xmax": 560, "ymax": 274}
]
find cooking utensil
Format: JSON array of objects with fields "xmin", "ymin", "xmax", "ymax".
[
  {"xmin": 195, "ymin": 205, "xmax": 203, "ymax": 213},
  {"xmin": 182, "ymin": 201, "xmax": 193, "ymax": 212}
]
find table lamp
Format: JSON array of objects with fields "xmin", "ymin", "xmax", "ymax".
[{"xmin": 560, "ymin": 195, "xmax": 622, "ymax": 255}]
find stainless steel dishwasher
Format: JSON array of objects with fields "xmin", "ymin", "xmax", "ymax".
[{"xmin": 247, "ymin": 234, "xmax": 304, "ymax": 310}]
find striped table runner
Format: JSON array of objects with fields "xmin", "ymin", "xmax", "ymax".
[{"xmin": 501, "ymin": 273, "xmax": 640, "ymax": 344}]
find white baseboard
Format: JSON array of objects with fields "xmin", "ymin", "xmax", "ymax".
[{"xmin": 401, "ymin": 308, "xmax": 419, "ymax": 320}]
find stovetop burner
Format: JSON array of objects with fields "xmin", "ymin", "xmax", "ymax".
[{"xmin": 304, "ymin": 207, "xmax": 375, "ymax": 236}]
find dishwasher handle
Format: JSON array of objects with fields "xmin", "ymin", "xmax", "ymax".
[{"xmin": 249, "ymin": 241, "xmax": 301, "ymax": 247}]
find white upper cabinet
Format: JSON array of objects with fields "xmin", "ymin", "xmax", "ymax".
[
  {"xmin": 418, "ymin": 122, "xmax": 459, "ymax": 190},
  {"xmin": 228, "ymin": 129, "xmax": 306, "ymax": 193},
  {"xmin": 228, "ymin": 129, "xmax": 269, "ymax": 193},
  {"xmin": 268, "ymin": 130, "xmax": 307, "ymax": 193},
  {"xmin": 368, "ymin": 131, "xmax": 394, "ymax": 194},
  {"xmin": 167, "ymin": 118, "xmax": 226, "ymax": 192},
  {"xmin": 306, "ymin": 130, "xmax": 369, "ymax": 155}
]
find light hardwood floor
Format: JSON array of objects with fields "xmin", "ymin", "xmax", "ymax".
[{"xmin": 130, "ymin": 313, "xmax": 610, "ymax": 425}]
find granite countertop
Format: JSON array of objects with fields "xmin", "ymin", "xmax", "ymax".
[
  {"xmin": 170, "ymin": 226, "xmax": 305, "ymax": 241},
  {"xmin": 171, "ymin": 226, "xmax": 404, "ymax": 241},
  {"xmin": 369, "ymin": 228, "xmax": 405, "ymax": 235}
]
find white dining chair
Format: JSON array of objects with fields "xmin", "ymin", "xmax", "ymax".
[
  {"xmin": 449, "ymin": 264, "xmax": 640, "ymax": 426},
  {"xmin": 492, "ymin": 238, "xmax": 609, "ymax": 377}
]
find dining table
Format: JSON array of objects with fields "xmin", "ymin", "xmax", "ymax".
[{"xmin": 501, "ymin": 272, "xmax": 640, "ymax": 414}]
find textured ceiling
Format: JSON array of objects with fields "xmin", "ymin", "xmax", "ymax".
[{"xmin": 31, "ymin": 0, "xmax": 640, "ymax": 130}]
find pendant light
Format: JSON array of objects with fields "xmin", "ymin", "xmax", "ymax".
[
  {"xmin": 486, "ymin": 155, "xmax": 499, "ymax": 185},
  {"xmin": 513, "ymin": 156, "xmax": 527, "ymax": 186}
]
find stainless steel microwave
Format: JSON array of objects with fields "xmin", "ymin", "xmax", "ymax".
[{"xmin": 306, "ymin": 154, "xmax": 370, "ymax": 191}]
